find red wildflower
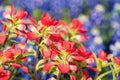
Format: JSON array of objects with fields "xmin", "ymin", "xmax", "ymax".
[
  {"xmin": 2, "ymin": 45, "xmax": 23, "ymax": 63},
  {"xmin": 41, "ymin": 13, "xmax": 58, "ymax": 26},
  {"xmin": 98, "ymin": 50, "xmax": 107, "ymax": 61},
  {"xmin": 2, "ymin": 25, "xmax": 7, "ymax": 32},
  {"xmin": 3, "ymin": 5, "xmax": 28, "ymax": 24}
]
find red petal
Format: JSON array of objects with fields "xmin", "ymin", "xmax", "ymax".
[
  {"xmin": 83, "ymin": 70, "xmax": 89, "ymax": 80},
  {"xmin": 71, "ymin": 18, "xmax": 83, "ymax": 29},
  {"xmin": 58, "ymin": 63, "xmax": 69, "ymax": 74},
  {"xmin": 10, "ymin": 63, "xmax": 21, "ymax": 68},
  {"xmin": 72, "ymin": 56, "xmax": 85, "ymax": 62},
  {"xmin": 114, "ymin": 57, "xmax": 120, "ymax": 66},
  {"xmin": 42, "ymin": 49, "xmax": 51, "ymax": 58},
  {"xmin": 0, "ymin": 34, "xmax": 6, "ymax": 44},
  {"xmin": 70, "ymin": 64, "xmax": 77, "ymax": 72},
  {"xmin": 70, "ymin": 74, "xmax": 76, "ymax": 80},
  {"xmin": 98, "ymin": 50, "xmax": 107, "ymax": 61},
  {"xmin": 78, "ymin": 46, "xmax": 86, "ymax": 55},
  {"xmin": 43, "ymin": 62, "xmax": 53, "ymax": 71},
  {"xmin": 10, "ymin": 5, "xmax": 14, "ymax": 17},
  {"xmin": 28, "ymin": 16, "xmax": 38, "ymax": 26},
  {"xmin": 0, "ymin": 70, "xmax": 10, "ymax": 80},
  {"xmin": 87, "ymin": 77, "xmax": 93, "ymax": 80},
  {"xmin": 87, "ymin": 65, "xmax": 99, "ymax": 72},
  {"xmin": 41, "ymin": 12, "xmax": 52, "ymax": 26},
  {"xmin": 15, "ymin": 9, "xmax": 28, "ymax": 19},
  {"xmin": 22, "ymin": 66, "xmax": 28, "ymax": 74},
  {"xmin": 2, "ymin": 25, "xmax": 7, "ymax": 32},
  {"xmin": 0, "ymin": 66, "xmax": 4, "ymax": 73},
  {"xmin": 26, "ymin": 32, "xmax": 39, "ymax": 40}
]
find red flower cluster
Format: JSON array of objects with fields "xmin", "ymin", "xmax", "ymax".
[{"xmin": 0, "ymin": 5, "xmax": 119, "ymax": 80}]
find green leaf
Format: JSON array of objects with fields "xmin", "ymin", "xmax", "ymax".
[
  {"xmin": 16, "ymin": 52, "xmax": 35, "ymax": 59},
  {"xmin": 36, "ymin": 59, "xmax": 45, "ymax": 71},
  {"xmin": 92, "ymin": 51, "xmax": 101, "ymax": 71},
  {"xmin": 9, "ymin": 34, "xmax": 17, "ymax": 38}
]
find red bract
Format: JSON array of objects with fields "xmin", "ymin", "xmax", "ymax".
[
  {"xmin": 43, "ymin": 62, "xmax": 53, "ymax": 72},
  {"xmin": 10, "ymin": 63, "xmax": 21, "ymax": 68},
  {"xmin": 58, "ymin": 63, "xmax": 70, "ymax": 74},
  {"xmin": 41, "ymin": 12, "xmax": 58, "ymax": 26},
  {"xmin": 49, "ymin": 33, "xmax": 63, "ymax": 42},
  {"xmin": 70, "ymin": 18, "xmax": 87, "ymax": 33},
  {"xmin": 86, "ymin": 65, "xmax": 99, "ymax": 72},
  {"xmin": 1, "ymin": 45, "xmax": 25, "ymax": 63},
  {"xmin": 42, "ymin": 49, "xmax": 52, "ymax": 58},
  {"xmin": 78, "ymin": 46, "xmax": 86, "ymax": 55},
  {"xmin": 3, "ymin": 5, "xmax": 28, "ymax": 24},
  {"xmin": 62, "ymin": 41, "xmax": 76, "ymax": 52},
  {"xmin": 2, "ymin": 25, "xmax": 7, "ymax": 33},
  {"xmin": 26, "ymin": 32, "xmax": 39, "ymax": 40},
  {"xmin": 72, "ymin": 56, "xmax": 85, "ymax": 62},
  {"xmin": 71, "ymin": 46, "xmax": 93, "ymax": 62},
  {"xmin": 0, "ymin": 66, "xmax": 4, "ymax": 73},
  {"xmin": 70, "ymin": 74, "xmax": 76, "ymax": 80},
  {"xmin": 77, "ymin": 34, "xmax": 88, "ymax": 42},
  {"xmin": 70, "ymin": 64, "xmax": 77, "ymax": 72},
  {"xmin": 22, "ymin": 66, "xmax": 29, "ymax": 74},
  {"xmin": 71, "ymin": 18, "xmax": 83, "ymax": 29},
  {"xmin": 98, "ymin": 50, "xmax": 107, "ymax": 61},
  {"xmin": 83, "ymin": 70, "xmax": 90, "ymax": 80},
  {"xmin": 114, "ymin": 57, "xmax": 120, "ymax": 66},
  {"xmin": 15, "ymin": 9, "xmax": 28, "ymax": 19},
  {"xmin": 0, "ymin": 70, "xmax": 10, "ymax": 80},
  {"xmin": 0, "ymin": 34, "xmax": 6, "ymax": 44}
]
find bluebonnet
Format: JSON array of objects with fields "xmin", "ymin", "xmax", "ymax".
[
  {"xmin": 90, "ymin": 4, "xmax": 105, "ymax": 26},
  {"xmin": 109, "ymin": 3, "xmax": 120, "ymax": 56},
  {"xmin": 0, "ymin": 6, "xmax": 9, "ymax": 32},
  {"xmin": 84, "ymin": 0, "xmax": 101, "ymax": 8},
  {"xmin": 78, "ymin": 4, "xmax": 105, "ymax": 54},
  {"xmin": 10, "ymin": 0, "xmax": 43, "ymax": 15},
  {"xmin": 9, "ymin": 0, "xmax": 91, "ymax": 19},
  {"xmin": 0, "ymin": 0, "xmax": 2, "ymax": 5}
]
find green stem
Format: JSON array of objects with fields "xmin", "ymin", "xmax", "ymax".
[
  {"xmin": 34, "ymin": 46, "xmax": 40, "ymax": 80},
  {"xmin": 103, "ymin": 62, "xmax": 113, "ymax": 67},
  {"xmin": 56, "ymin": 71, "xmax": 61, "ymax": 80},
  {"xmin": 9, "ymin": 68, "xmax": 17, "ymax": 80},
  {"xmin": 2, "ymin": 33, "xmax": 9, "ymax": 48},
  {"xmin": 34, "ymin": 36, "xmax": 44, "ymax": 80},
  {"xmin": 97, "ymin": 70, "xmax": 112, "ymax": 80},
  {"xmin": 94, "ymin": 72, "xmax": 99, "ymax": 80},
  {"xmin": 110, "ymin": 65, "xmax": 116, "ymax": 80}
]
